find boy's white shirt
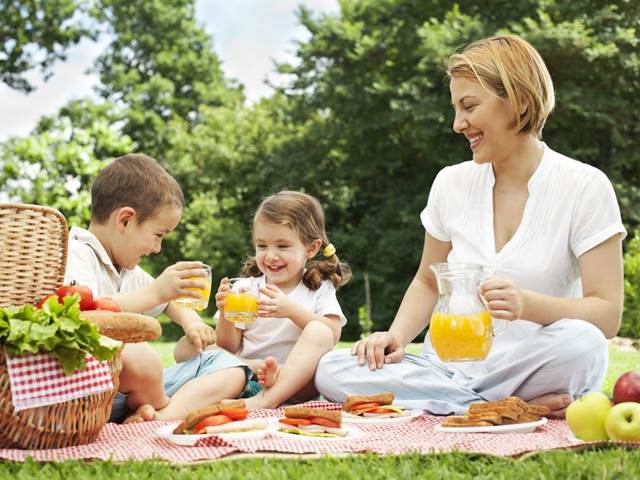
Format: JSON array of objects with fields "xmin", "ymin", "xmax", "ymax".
[
  {"xmin": 64, "ymin": 226, "xmax": 167, "ymax": 317},
  {"xmin": 220, "ymin": 275, "xmax": 346, "ymax": 364}
]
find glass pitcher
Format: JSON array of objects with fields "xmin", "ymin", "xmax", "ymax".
[{"xmin": 429, "ymin": 262, "xmax": 497, "ymax": 362}]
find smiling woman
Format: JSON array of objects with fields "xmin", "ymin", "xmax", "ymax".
[{"xmin": 315, "ymin": 34, "xmax": 626, "ymax": 421}]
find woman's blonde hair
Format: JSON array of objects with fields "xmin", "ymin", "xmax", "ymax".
[
  {"xmin": 447, "ymin": 34, "xmax": 555, "ymax": 138},
  {"xmin": 240, "ymin": 190, "xmax": 352, "ymax": 290}
]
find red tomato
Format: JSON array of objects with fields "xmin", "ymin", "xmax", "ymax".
[
  {"xmin": 350, "ymin": 402, "xmax": 381, "ymax": 413},
  {"xmin": 310, "ymin": 417, "xmax": 341, "ymax": 428},
  {"xmin": 193, "ymin": 414, "xmax": 232, "ymax": 433},
  {"xmin": 56, "ymin": 283, "xmax": 95, "ymax": 310},
  {"xmin": 35, "ymin": 294, "xmax": 58, "ymax": 309},
  {"xmin": 220, "ymin": 407, "xmax": 248, "ymax": 421},
  {"xmin": 93, "ymin": 297, "xmax": 121, "ymax": 312},
  {"xmin": 279, "ymin": 418, "xmax": 312, "ymax": 427}
]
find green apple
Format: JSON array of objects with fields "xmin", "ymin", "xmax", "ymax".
[
  {"xmin": 605, "ymin": 402, "xmax": 640, "ymax": 442},
  {"xmin": 566, "ymin": 391, "xmax": 612, "ymax": 441}
]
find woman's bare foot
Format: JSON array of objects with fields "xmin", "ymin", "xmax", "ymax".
[
  {"xmin": 528, "ymin": 393, "xmax": 572, "ymax": 419},
  {"xmin": 257, "ymin": 356, "xmax": 279, "ymax": 388},
  {"xmin": 123, "ymin": 404, "xmax": 156, "ymax": 424}
]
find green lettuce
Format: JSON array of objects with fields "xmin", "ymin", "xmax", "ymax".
[{"xmin": 0, "ymin": 295, "xmax": 122, "ymax": 374}]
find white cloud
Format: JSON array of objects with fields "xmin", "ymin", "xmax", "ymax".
[{"xmin": 0, "ymin": 0, "xmax": 340, "ymax": 141}]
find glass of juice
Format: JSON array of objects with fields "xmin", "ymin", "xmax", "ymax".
[
  {"xmin": 174, "ymin": 264, "xmax": 212, "ymax": 311},
  {"xmin": 224, "ymin": 277, "xmax": 260, "ymax": 324}
]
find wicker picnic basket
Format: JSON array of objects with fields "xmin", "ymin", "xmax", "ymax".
[{"xmin": 0, "ymin": 203, "xmax": 128, "ymax": 449}]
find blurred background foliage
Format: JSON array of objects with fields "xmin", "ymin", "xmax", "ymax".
[{"xmin": 2, "ymin": 0, "xmax": 640, "ymax": 339}]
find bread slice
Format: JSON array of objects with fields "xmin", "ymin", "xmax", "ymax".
[
  {"xmin": 283, "ymin": 406, "xmax": 341, "ymax": 425},
  {"xmin": 342, "ymin": 392, "xmax": 394, "ymax": 412},
  {"xmin": 173, "ymin": 399, "xmax": 246, "ymax": 434}
]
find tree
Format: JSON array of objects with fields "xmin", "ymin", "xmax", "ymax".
[
  {"xmin": 272, "ymin": 0, "xmax": 640, "ymax": 336},
  {"xmin": 91, "ymin": 0, "xmax": 243, "ymax": 156},
  {"xmin": 0, "ymin": 0, "xmax": 92, "ymax": 92},
  {"xmin": 0, "ymin": 99, "xmax": 133, "ymax": 226}
]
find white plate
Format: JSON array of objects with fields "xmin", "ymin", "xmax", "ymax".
[
  {"xmin": 342, "ymin": 409, "xmax": 424, "ymax": 425},
  {"xmin": 434, "ymin": 417, "xmax": 547, "ymax": 434},
  {"xmin": 156, "ymin": 420, "xmax": 273, "ymax": 446},
  {"xmin": 273, "ymin": 423, "xmax": 363, "ymax": 441}
]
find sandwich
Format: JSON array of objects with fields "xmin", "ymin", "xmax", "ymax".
[
  {"xmin": 342, "ymin": 392, "xmax": 408, "ymax": 418},
  {"xmin": 278, "ymin": 406, "xmax": 347, "ymax": 438},
  {"xmin": 173, "ymin": 399, "xmax": 253, "ymax": 434}
]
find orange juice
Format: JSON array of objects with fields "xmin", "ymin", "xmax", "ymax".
[
  {"xmin": 429, "ymin": 310, "xmax": 493, "ymax": 362},
  {"xmin": 225, "ymin": 292, "xmax": 259, "ymax": 323},
  {"xmin": 175, "ymin": 276, "xmax": 212, "ymax": 311}
]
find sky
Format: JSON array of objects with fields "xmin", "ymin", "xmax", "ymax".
[{"xmin": 0, "ymin": 0, "xmax": 339, "ymax": 141}]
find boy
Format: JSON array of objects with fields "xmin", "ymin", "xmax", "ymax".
[{"xmin": 65, "ymin": 153, "xmax": 252, "ymax": 422}]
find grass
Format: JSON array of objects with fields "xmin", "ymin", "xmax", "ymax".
[{"xmin": 1, "ymin": 342, "xmax": 638, "ymax": 478}]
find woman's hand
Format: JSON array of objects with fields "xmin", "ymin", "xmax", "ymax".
[
  {"xmin": 258, "ymin": 284, "xmax": 295, "ymax": 318},
  {"xmin": 480, "ymin": 276, "xmax": 524, "ymax": 320},
  {"xmin": 351, "ymin": 331, "xmax": 405, "ymax": 370}
]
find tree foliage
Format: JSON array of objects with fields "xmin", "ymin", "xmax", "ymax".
[{"xmin": 0, "ymin": 0, "xmax": 92, "ymax": 92}]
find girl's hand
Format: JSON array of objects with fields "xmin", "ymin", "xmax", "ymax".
[
  {"xmin": 351, "ymin": 331, "xmax": 405, "ymax": 370},
  {"xmin": 479, "ymin": 276, "xmax": 523, "ymax": 320},
  {"xmin": 215, "ymin": 277, "xmax": 230, "ymax": 319},
  {"xmin": 258, "ymin": 284, "xmax": 295, "ymax": 318}
]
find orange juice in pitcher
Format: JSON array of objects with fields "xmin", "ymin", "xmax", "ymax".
[
  {"xmin": 429, "ymin": 262, "xmax": 498, "ymax": 362},
  {"xmin": 429, "ymin": 311, "xmax": 493, "ymax": 362}
]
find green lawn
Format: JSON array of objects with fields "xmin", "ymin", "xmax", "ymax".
[{"xmin": 1, "ymin": 342, "xmax": 638, "ymax": 479}]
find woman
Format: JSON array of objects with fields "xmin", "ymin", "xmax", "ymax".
[{"xmin": 315, "ymin": 34, "xmax": 625, "ymax": 419}]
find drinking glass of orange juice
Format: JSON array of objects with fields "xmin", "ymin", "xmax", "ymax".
[
  {"xmin": 174, "ymin": 264, "xmax": 212, "ymax": 311},
  {"xmin": 428, "ymin": 262, "xmax": 504, "ymax": 362},
  {"xmin": 224, "ymin": 277, "xmax": 260, "ymax": 324}
]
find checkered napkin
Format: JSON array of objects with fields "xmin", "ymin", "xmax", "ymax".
[{"xmin": 5, "ymin": 352, "xmax": 114, "ymax": 411}]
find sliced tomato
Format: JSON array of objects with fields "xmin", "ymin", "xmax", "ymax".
[
  {"xmin": 350, "ymin": 402, "xmax": 381, "ymax": 413},
  {"xmin": 193, "ymin": 414, "xmax": 232, "ymax": 433},
  {"xmin": 310, "ymin": 417, "xmax": 341, "ymax": 429},
  {"xmin": 279, "ymin": 418, "xmax": 312, "ymax": 427},
  {"xmin": 220, "ymin": 407, "xmax": 248, "ymax": 421}
]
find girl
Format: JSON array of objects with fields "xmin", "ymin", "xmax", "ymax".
[{"xmin": 175, "ymin": 190, "xmax": 351, "ymax": 409}]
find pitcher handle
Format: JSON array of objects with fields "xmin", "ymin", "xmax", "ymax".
[{"xmin": 476, "ymin": 267, "xmax": 508, "ymax": 336}]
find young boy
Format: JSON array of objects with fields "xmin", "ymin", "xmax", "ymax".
[{"xmin": 65, "ymin": 153, "xmax": 252, "ymax": 422}]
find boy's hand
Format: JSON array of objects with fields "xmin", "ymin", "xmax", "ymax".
[
  {"xmin": 153, "ymin": 261, "xmax": 208, "ymax": 304},
  {"xmin": 215, "ymin": 277, "xmax": 230, "ymax": 321},
  {"xmin": 184, "ymin": 322, "xmax": 216, "ymax": 352},
  {"xmin": 258, "ymin": 284, "xmax": 295, "ymax": 318}
]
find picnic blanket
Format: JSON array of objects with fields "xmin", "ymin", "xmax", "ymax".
[{"xmin": 0, "ymin": 401, "xmax": 635, "ymax": 462}]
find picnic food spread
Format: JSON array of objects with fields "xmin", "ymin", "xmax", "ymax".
[
  {"xmin": 173, "ymin": 399, "xmax": 249, "ymax": 434},
  {"xmin": 342, "ymin": 392, "xmax": 408, "ymax": 418},
  {"xmin": 441, "ymin": 396, "xmax": 549, "ymax": 428},
  {"xmin": 278, "ymin": 406, "xmax": 347, "ymax": 438}
]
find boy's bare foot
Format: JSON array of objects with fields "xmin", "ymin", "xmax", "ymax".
[
  {"xmin": 257, "ymin": 356, "xmax": 279, "ymax": 388},
  {"xmin": 123, "ymin": 404, "xmax": 157, "ymax": 423},
  {"xmin": 528, "ymin": 393, "xmax": 572, "ymax": 419}
]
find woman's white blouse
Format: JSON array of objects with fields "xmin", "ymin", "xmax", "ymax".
[{"xmin": 420, "ymin": 144, "xmax": 626, "ymax": 362}]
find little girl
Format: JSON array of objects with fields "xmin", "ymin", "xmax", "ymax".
[{"xmin": 174, "ymin": 190, "xmax": 351, "ymax": 408}]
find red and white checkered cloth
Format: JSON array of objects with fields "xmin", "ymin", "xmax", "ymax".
[
  {"xmin": 1, "ymin": 401, "xmax": 638, "ymax": 462},
  {"xmin": 5, "ymin": 352, "xmax": 114, "ymax": 411}
]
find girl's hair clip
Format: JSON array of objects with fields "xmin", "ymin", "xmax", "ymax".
[{"xmin": 323, "ymin": 243, "xmax": 336, "ymax": 258}]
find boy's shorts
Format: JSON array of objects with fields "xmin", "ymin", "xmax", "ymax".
[{"xmin": 109, "ymin": 349, "xmax": 254, "ymax": 423}]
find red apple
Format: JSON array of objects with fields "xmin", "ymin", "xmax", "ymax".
[{"xmin": 612, "ymin": 371, "xmax": 640, "ymax": 405}]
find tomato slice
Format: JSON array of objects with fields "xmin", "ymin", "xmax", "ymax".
[
  {"xmin": 350, "ymin": 402, "xmax": 381, "ymax": 413},
  {"xmin": 310, "ymin": 417, "xmax": 340, "ymax": 428},
  {"xmin": 193, "ymin": 414, "xmax": 232, "ymax": 433},
  {"xmin": 220, "ymin": 407, "xmax": 248, "ymax": 420},
  {"xmin": 279, "ymin": 418, "xmax": 312, "ymax": 427}
]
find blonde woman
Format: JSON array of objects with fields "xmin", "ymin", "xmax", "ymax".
[{"xmin": 316, "ymin": 35, "xmax": 625, "ymax": 419}]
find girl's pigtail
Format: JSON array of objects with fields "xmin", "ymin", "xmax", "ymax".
[{"xmin": 302, "ymin": 243, "xmax": 352, "ymax": 291}]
